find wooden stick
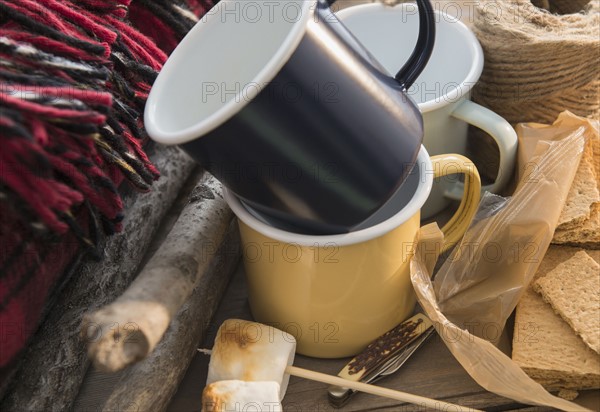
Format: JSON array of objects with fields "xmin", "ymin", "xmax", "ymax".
[
  {"xmin": 286, "ymin": 365, "xmax": 481, "ymax": 412},
  {"xmin": 0, "ymin": 145, "xmax": 196, "ymax": 412},
  {"xmin": 91, "ymin": 222, "xmax": 240, "ymax": 412},
  {"xmin": 83, "ymin": 172, "xmax": 233, "ymax": 372},
  {"xmin": 198, "ymin": 350, "xmax": 480, "ymax": 411}
]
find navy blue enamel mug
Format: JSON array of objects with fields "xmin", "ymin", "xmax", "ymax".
[{"xmin": 145, "ymin": 0, "xmax": 435, "ymax": 234}]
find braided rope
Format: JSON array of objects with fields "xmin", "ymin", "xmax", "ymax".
[{"xmin": 472, "ymin": 0, "xmax": 600, "ymax": 124}]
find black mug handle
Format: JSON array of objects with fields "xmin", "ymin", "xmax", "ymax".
[
  {"xmin": 326, "ymin": 0, "xmax": 436, "ymax": 91},
  {"xmin": 394, "ymin": 0, "xmax": 435, "ymax": 90}
]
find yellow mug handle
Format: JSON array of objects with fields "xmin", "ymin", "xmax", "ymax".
[{"xmin": 430, "ymin": 154, "xmax": 481, "ymax": 253}]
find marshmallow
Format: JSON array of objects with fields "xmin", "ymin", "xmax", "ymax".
[
  {"xmin": 202, "ymin": 380, "xmax": 282, "ymax": 412},
  {"xmin": 207, "ymin": 319, "xmax": 296, "ymax": 401}
]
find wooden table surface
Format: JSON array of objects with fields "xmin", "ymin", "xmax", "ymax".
[{"xmin": 167, "ymin": 264, "xmax": 599, "ymax": 412}]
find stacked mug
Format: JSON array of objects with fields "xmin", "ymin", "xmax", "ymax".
[{"xmin": 145, "ymin": 0, "xmax": 515, "ymax": 358}]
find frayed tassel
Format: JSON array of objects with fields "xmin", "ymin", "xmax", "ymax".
[
  {"xmin": 1, "ymin": 0, "xmax": 215, "ymax": 249},
  {"xmin": 0, "ymin": 0, "xmax": 176, "ymax": 247}
]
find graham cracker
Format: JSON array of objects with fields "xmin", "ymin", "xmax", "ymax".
[
  {"xmin": 553, "ymin": 202, "xmax": 600, "ymax": 249},
  {"xmin": 512, "ymin": 246, "xmax": 600, "ymax": 390},
  {"xmin": 533, "ymin": 251, "xmax": 600, "ymax": 354},
  {"xmin": 557, "ymin": 389, "xmax": 579, "ymax": 401},
  {"xmin": 556, "ymin": 145, "xmax": 599, "ymax": 230},
  {"xmin": 590, "ymin": 123, "xmax": 600, "ymax": 192}
]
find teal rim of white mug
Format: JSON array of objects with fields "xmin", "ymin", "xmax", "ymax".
[{"xmin": 224, "ymin": 146, "xmax": 434, "ymax": 247}]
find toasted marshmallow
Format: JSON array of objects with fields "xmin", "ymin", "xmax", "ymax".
[
  {"xmin": 207, "ymin": 319, "xmax": 296, "ymax": 400},
  {"xmin": 202, "ymin": 380, "xmax": 282, "ymax": 412}
]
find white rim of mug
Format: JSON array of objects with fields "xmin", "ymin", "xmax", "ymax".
[
  {"xmin": 144, "ymin": 0, "xmax": 315, "ymax": 145},
  {"xmin": 336, "ymin": 2, "xmax": 483, "ymax": 113},
  {"xmin": 223, "ymin": 146, "xmax": 434, "ymax": 247}
]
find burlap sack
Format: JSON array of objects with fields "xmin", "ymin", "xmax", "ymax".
[{"xmin": 472, "ymin": 0, "xmax": 600, "ymax": 124}]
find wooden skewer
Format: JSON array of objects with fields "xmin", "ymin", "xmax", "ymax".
[
  {"xmin": 199, "ymin": 349, "xmax": 480, "ymax": 411},
  {"xmin": 286, "ymin": 365, "xmax": 480, "ymax": 412}
]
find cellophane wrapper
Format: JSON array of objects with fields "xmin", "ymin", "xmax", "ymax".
[{"xmin": 410, "ymin": 111, "xmax": 597, "ymax": 411}]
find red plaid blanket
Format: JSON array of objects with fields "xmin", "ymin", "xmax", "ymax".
[{"xmin": 0, "ymin": 0, "xmax": 217, "ymax": 373}]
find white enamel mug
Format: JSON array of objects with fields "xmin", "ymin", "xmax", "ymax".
[{"xmin": 337, "ymin": 3, "xmax": 517, "ymax": 218}]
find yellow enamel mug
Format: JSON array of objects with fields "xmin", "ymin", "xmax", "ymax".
[{"xmin": 224, "ymin": 147, "xmax": 481, "ymax": 358}]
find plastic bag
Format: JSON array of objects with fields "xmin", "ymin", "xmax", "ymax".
[
  {"xmin": 410, "ymin": 111, "xmax": 595, "ymax": 411},
  {"xmin": 411, "ymin": 227, "xmax": 584, "ymax": 411},
  {"xmin": 433, "ymin": 116, "xmax": 590, "ymax": 339}
]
